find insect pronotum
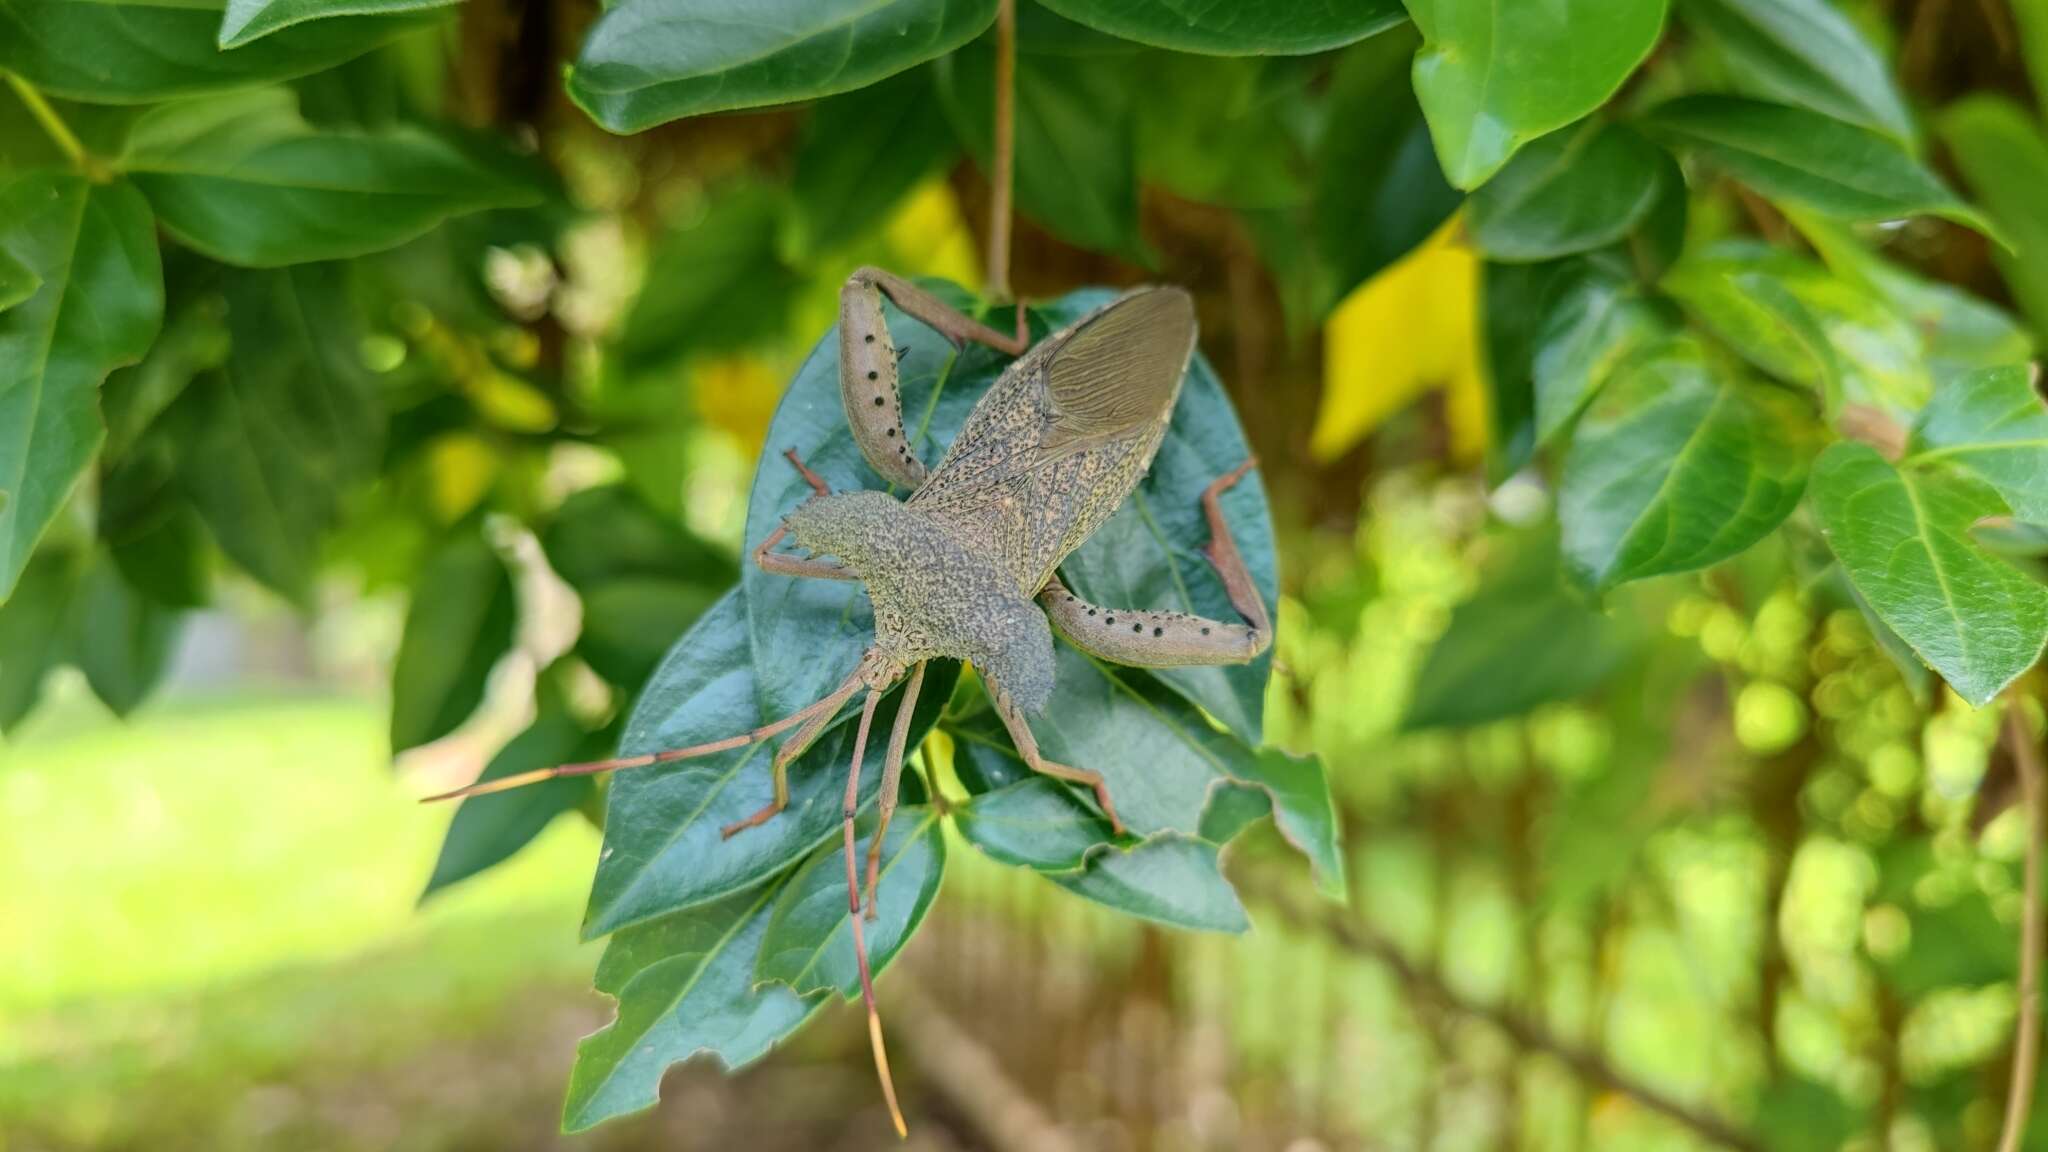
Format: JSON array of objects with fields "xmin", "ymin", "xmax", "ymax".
[{"xmin": 428, "ymin": 267, "xmax": 1273, "ymax": 1137}]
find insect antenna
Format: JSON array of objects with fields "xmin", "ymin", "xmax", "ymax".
[
  {"xmin": 419, "ymin": 669, "xmax": 866, "ymax": 803},
  {"xmin": 841, "ymin": 687, "xmax": 908, "ymax": 1138}
]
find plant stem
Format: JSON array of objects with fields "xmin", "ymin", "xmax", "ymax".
[
  {"xmin": 985, "ymin": 0, "xmax": 1015, "ymax": 302},
  {"xmin": 1997, "ymin": 696, "xmax": 2044, "ymax": 1152},
  {"xmin": 3, "ymin": 72, "xmax": 89, "ymax": 171}
]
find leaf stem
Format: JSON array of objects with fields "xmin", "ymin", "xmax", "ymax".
[
  {"xmin": 1997, "ymin": 694, "xmax": 2044, "ymax": 1152},
  {"xmin": 3, "ymin": 72, "xmax": 90, "ymax": 172},
  {"xmin": 985, "ymin": 0, "xmax": 1015, "ymax": 303}
]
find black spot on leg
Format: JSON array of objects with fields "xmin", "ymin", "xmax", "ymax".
[
  {"xmin": 885, "ymin": 428, "xmax": 896, "ymax": 438},
  {"xmin": 1105, "ymin": 617, "xmax": 1115, "ymax": 625},
  {"xmin": 874, "ymin": 396, "xmax": 885, "ymax": 406},
  {"xmin": 1132, "ymin": 623, "xmax": 1142, "ymax": 634},
  {"xmin": 1087, "ymin": 609, "xmax": 1096, "ymax": 617},
  {"xmin": 1201, "ymin": 627, "xmax": 1211, "ymax": 636},
  {"xmin": 867, "ymin": 370, "xmax": 879, "ymax": 381},
  {"xmin": 864, "ymin": 334, "xmax": 875, "ymax": 343},
  {"xmin": 1153, "ymin": 627, "xmax": 1163, "ymax": 637}
]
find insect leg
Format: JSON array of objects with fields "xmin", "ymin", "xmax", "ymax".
[
  {"xmin": 840, "ymin": 268, "xmax": 1028, "ymax": 493},
  {"xmin": 839, "ymin": 688, "xmax": 909, "ymax": 1138},
  {"xmin": 863, "ymin": 661, "xmax": 926, "ymax": 919},
  {"xmin": 1034, "ymin": 460, "xmax": 1272, "ymax": 668},
  {"xmin": 717, "ymin": 674, "xmax": 864, "ymax": 838},
  {"xmin": 424, "ymin": 668, "xmax": 864, "ymax": 803},
  {"xmin": 753, "ymin": 522, "xmax": 857, "ymax": 582},
  {"xmin": 991, "ymin": 687, "xmax": 1125, "ymax": 835}
]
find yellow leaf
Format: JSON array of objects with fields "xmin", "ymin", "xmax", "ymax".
[
  {"xmin": 1315, "ymin": 219, "xmax": 1490, "ymax": 464},
  {"xmin": 692, "ymin": 353, "xmax": 786, "ymax": 455},
  {"xmin": 426, "ymin": 433, "xmax": 500, "ymax": 524},
  {"xmin": 883, "ymin": 178, "xmax": 982, "ymax": 290}
]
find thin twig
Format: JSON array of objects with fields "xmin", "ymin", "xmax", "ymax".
[
  {"xmin": 1997, "ymin": 697, "xmax": 2044, "ymax": 1152},
  {"xmin": 3, "ymin": 72, "xmax": 89, "ymax": 172},
  {"xmin": 894, "ymin": 982, "xmax": 1077, "ymax": 1152},
  {"xmin": 1251, "ymin": 878, "xmax": 1763, "ymax": 1152},
  {"xmin": 985, "ymin": 0, "xmax": 1016, "ymax": 302}
]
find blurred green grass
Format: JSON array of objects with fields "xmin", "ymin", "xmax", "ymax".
[{"xmin": 0, "ymin": 685, "xmax": 602, "ymax": 1149}]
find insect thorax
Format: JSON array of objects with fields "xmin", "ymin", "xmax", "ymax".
[{"xmin": 782, "ymin": 491, "xmax": 1057, "ymax": 709}]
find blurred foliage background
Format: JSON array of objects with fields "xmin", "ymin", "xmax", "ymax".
[{"xmin": 3, "ymin": 0, "xmax": 2048, "ymax": 1149}]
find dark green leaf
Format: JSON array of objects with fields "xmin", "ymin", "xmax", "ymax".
[
  {"xmin": 1812, "ymin": 441, "xmax": 2048, "ymax": 707},
  {"xmin": 1311, "ymin": 26, "xmax": 1460, "ymax": 308},
  {"xmin": 0, "ymin": 547, "xmax": 78, "ymax": 730},
  {"xmin": 567, "ymin": 0, "xmax": 998, "ymax": 134},
  {"xmin": 1468, "ymin": 122, "xmax": 1677, "ymax": 262},
  {"xmin": 785, "ymin": 68, "xmax": 957, "ymax": 262},
  {"xmin": 0, "ymin": 0, "xmax": 441, "ymax": 103},
  {"xmin": 1479, "ymin": 259, "xmax": 1579, "ymax": 476},
  {"xmin": 952, "ymin": 776, "xmax": 1114, "ymax": 871},
  {"xmin": 613, "ymin": 183, "xmax": 800, "ymax": 380},
  {"xmin": 541, "ymin": 485, "xmax": 737, "ymax": 688},
  {"xmin": 390, "ymin": 529, "xmax": 517, "ymax": 753},
  {"xmin": 173, "ymin": 264, "xmax": 379, "ymax": 598},
  {"xmin": 1405, "ymin": 0, "xmax": 1670, "ymax": 188},
  {"xmin": 1227, "ymin": 747, "xmax": 1345, "ymax": 898},
  {"xmin": 1404, "ymin": 533, "xmax": 1633, "ymax": 728},
  {"xmin": 0, "ymin": 172, "xmax": 161, "ymax": 603},
  {"xmin": 756, "ymin": 805, "xmax": 945, "ymax": 997},
  {"xmin": 1677, "ymin": 0, "xmax": 1913, "ymax": 140},
  {"xmin": 1910, "ymin": 365, "xmax": 2048, "ymax": 522},
  {"xmin": 584, "ymin": 591, "xmax": 957, "ymax": 938},
  {"xmin": 100, "ymin": 288, "xmax": 229, "ymax": 461},
  {"xmin": 1755, "ymin": 1076, "xmax": 1861, "ymax": 1152},
  {"xmin": 1136, "ymin": 56, "xmax": 1307, "ymax": 212},
  {"xmin": 935, "ymin": 43, "xmax": 1144, "ymax": 259},
  {"xmin": 121, "ymin": 88, "xmax": 540, "ymax": 267},
  {"xmin": 1940, "ymin": 97, "xmax": 2048, "ymax": 347},
  {"xmin": 1531, "ymin": 269, "xmax": 1674, "ymax": 450},
  {"xmin": 741, "ymin": 286, "xmax": 1275, "ymax": 742},
  {"xmin": 423, "ymin": 691, "xmax": 607, "ymax": 898},
  {"xmin": 67, "ymin": 553, "xmax": 176, "ymax": 715},
  {"xmin": 219, "ymin": 0, "xmax": 458, "ymax": 49},
  {"xmin": 1036, "ymin": 0, "xmax": 1403, "ymax": 54},
  {"xmin": 108, "ymin": 501, "xmax": 212, "ymax": 610},
  {"xmin": 564, "ymin": 880, "xmax": 821, "ymax": 1133},
  {"xmin": 1049, "ymin": 833, "xmax": 1248, "ymax": 932},
  {"xmin": 1640, "ymin": 96, "xmax": 1998, "ymax": 240},
  {"xmin": 1559, "ymin": 336, "xmax": 1817, "ymax": 590}
]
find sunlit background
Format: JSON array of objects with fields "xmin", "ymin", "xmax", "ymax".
[{"xmin": 4, "ymin": 1, "xmax": 2047, "ymax": 1150}]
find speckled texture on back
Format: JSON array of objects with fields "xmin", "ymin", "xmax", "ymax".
[{"xmin": 778, "ymin": 288, "xmax": 1196, "ymax": 714}]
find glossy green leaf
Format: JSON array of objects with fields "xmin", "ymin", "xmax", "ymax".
[
  {"xmin": 0, "ymin": 548, "xmax": 77, "ymax": 730},
  {"xmin": 1676, "ymin": 0, "xmax": 1913, "ymax": 140},
  {"xmin": 567, "ymin": 0, "xmax": 998, "ymax": 134},
  {"xmin": 584, "ymin": 592, "xmax": 955, "ymax": 938},
  {"xmin": 424, "ymin": 690, "xmax": 606, "ymax": 898},
  {"xmin": 1560, "ymin": 337, "xmax": 1817, "ymax": 591},
  {"xmin": 1910, "ymin": 365, "xmax": 2048, "ymax": 522},
  {"xmin": 0, "ymin": 248, "xmax": 37, "ymax": 313},
  {"xmin": 741, "ymin": 285, "xmax": 1275, "ymax": 742},
  {"xmin": 171, "ymin": 264, "xmax": 378, "ymax": 598},
  {"xmin": 219, "ymin": 0, "xmax": 458, "ymax": 49},
  {"xmin": 1480, "ymin": 259, "xmax": 1579, "ymax": 476},
  {"xmin": 785, "ymin": 68, "xmax": 957, "ymax": 262},
  {"xmin": 935, "ymin": 43, "xmax": 1144, "ymax": 259},
  {"xmin": 121, "ymin": 89, "xmax": 541, "ymax": 267},
  {"xmin": 1049, "ymin": 834, "xmax": 1248, "ymax": 932},
  {"xmin": 1404, "ymin": 533, "xmax": 1633, "ymax": 728},
  {"xmin": 68, "ymin": 554, "xmax": 177, "ymax": 716},
  {"xmin": 541, "ymin": 485, "xmax": 736, "ymax": 688},
  {"xmin": 0, "ymin": 173, "xmax": 161, "ymax": 604},
  {"xmin": 756, "ymin": 805, "xmax": 945, "ymax": 997},
  {"xmin": 951, "ymin": 776, "xmax": 1115, "ymax": 871},
  {"xmin": 1939, "ymin": 97, "xmax": 2048, "ymax": 346},
  {"xmin": 1531, "ymin": 269, "xmax": 1675, "ymax": 451},
  {"xmin": 1663, "ymin": 242, "xmax": 1931, "ymax": 420},
  {"xmin": 1036, "ymin": 0, "xmax": 1403, "ymax": 54},
  {"xmin": 564, "ymin": 879, "xmax": 822, "ymax": 1132},
  {"xmin": 1639, "ymin": 96, "xmax": 1998, "ymax": 240},
  {"xmin": 613, "ymin": 183, "xmax": 801, "ymax": 380},
  {"xmin": 390, "ymin": 530, "xmax": 517, "ymax": 754},
  {"xmin": 0, "ymin": 0, "xmax": 440, "ymax": 103},
  {"xmin": 1812, "ymin": 441, "xmax": 2048, "ymax": 707},
  {"xmin": 1468, "ymin": 122, "xmax": 1678, "ymax": 262},
  {"xmin": 1404, "ymin": 0, "xmax": 1669, "ymax": 188}
]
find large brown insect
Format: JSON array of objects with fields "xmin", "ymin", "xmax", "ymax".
[{"xmin": 431, "ymin": 268, "xmax": 1272, "ymax": 1135}]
